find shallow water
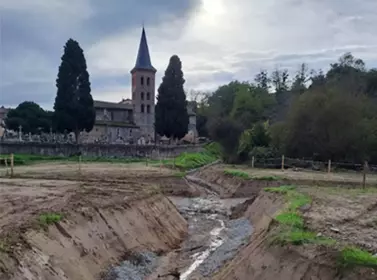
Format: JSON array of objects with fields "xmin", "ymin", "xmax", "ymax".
[{"xmin": 108, "ymin": 196, "xmax": 253, "ymax": 280}]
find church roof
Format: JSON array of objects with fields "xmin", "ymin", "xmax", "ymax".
[{"xmin": 131, "ymin": 27, "xmax": 156, "ymax": 73}]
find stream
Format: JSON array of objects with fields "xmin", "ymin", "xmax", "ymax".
[
  {"xmin": 173, "ymin": 196, "xmax": 253, "ymax": 279},
  {"xmin": 107, "ymin": 196, "xmax": 253, "ymax": 280}
]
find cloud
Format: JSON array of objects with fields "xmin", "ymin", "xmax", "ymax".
[{"xmin": 1, "ymin": 0, "xmax": 377, "ymax": 108}]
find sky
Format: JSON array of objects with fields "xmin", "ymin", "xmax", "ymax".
[{"xmin": 1, "ymin": 0, "xmax": 377, "ymax": 109}]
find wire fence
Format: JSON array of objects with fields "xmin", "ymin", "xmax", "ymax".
[
  {"xmin": 247, "ymin": 155, "xmax": 375, "ymax": 172},
  {"xmin": 0, "ymin": 153, "xmax": 179, "ymax": 179},
  {"xmin": 246, "ymin": 155, "xmax": 377, "ymax": 188}
]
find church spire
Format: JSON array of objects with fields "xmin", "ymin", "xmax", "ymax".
[{"xmin": 131, "ymin": 27, "xmax": 156, "ymax": 73}]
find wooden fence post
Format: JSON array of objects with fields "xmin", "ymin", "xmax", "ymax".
[
  {"xmin": 10, "ymin": 154, "xmax": 14, "ymax": 177},
  {"xmin": 362, "ymin": 161, "xmax": 367, "ymax": 189},
  {"xmin": 328, "ymin": 159, "xmax": 331, "ymax": 174},
  {"xmin": 281, "ymin": 155, "xmax": 285, "ymax": 171},
  {"xmin": 251, "ymin": 156, "xmax": 255, "ymax": 168},
  {"xmin": 4, "ymin": 157, "xmax": 9, "ymax": 176}
]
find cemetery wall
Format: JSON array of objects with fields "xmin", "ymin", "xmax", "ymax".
[{"xmin": 0, "ymin": 142, "xmax": 204, "ymax": 159}]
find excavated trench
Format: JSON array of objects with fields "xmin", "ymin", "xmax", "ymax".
[
  {"xmin": 106, "ymin": 194, "xmax": 255, "ymax": 280},
  {"xmin": 2, "ymin": 165, "xmax": 376, "ymax": 280}
]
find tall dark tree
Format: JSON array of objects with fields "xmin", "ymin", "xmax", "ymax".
[
  {"xmin": 155, "ymin": 55, "xmax": 189, "ymax": 139},
  {"xmin": 254, "ymin": 70, "xmax": 270, "ymax": 92},
  {"xmin": 5, "ymin": 101, "xmax": 52, "ymax": 134},
  {"xmin": 291, "ymin": 63, "xmax": 309, "ymax": 94},
  {"xmin": 54, "ymin": 38, "xmax": 95, "ymax": 143}
]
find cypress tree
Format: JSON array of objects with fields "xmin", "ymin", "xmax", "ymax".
[
  {"xmin": 54, "ymin": 39, "xmax": 95, "ymax": 143},
  {"xmin": 155, "ymin": 55, "xmax": 189, "ymax": 139}
]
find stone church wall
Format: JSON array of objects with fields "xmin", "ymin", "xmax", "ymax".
[{"xmin": 0, "ymin": 142, "xmax": 204, "ymax": 159}]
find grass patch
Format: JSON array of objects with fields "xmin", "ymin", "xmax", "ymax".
[
  {"xmin": 269, "ymin": 185, "xmax": 377, "ymax": 270},
  {"xmin": 38, "ymin": 212, "xmax": 63, "ymax": 228},
  {"xmin": 0, "ymin": 153, "xmax": 146, "ymax": 166},
  {"xmin": 253, "ymin": 175, "xmax": 282, "ymax": 181},
  {"xmin": 340, "ymin": 247, "xmax": 377, "ymax": 268},
  {"xmin": 286, "ymin": 192, "xmax": 311, "ymax": 211},
  {"xmin": 275, "ymin": 212, "xmax": 304, "ymax": 228},
  {"xmin": 264, "ymin": 185, "xmax": 296, "ymax": 194},
  {"xmin": 161, "ymin": 150, "xmax": 218, "ymax": 171},
  {"xmin": 223, "ymin": 169, "xmax": 250, "ymax": 179},
  {"xmin": 268, "ymin": 185, "xmax": 335, "ymax": 246}
]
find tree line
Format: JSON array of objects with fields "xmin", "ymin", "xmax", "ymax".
[
  {"xmin": 4, "ymin": 39, "xmax": 190, "ymax": 142},
  {"xmin": 196, "ymin": 53, "xmax": 377, "ymax": 164}
]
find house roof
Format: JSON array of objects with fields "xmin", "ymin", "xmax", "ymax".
[
  {"xmin": 94, "ymin": 100, "xmax": 133, "ymax": 110},
  {"xmin": 131, "ymin": 27, "xmax": 156, "ymax": 73}
]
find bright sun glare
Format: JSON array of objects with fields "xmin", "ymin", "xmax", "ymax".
[{"xmin": 201, "ymin": 0, "xmax": 225, "ymax": 24}]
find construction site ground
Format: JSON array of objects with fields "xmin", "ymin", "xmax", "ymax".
[{"xmin": 0, "ymin": 161, "xmax": 376, "ymax": 279}]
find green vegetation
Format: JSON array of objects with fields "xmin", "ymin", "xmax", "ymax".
[
  {"xmin": 166, "ymin": 151, "xmax": 217, "ymax": 171},
  {"xmin": 264, "ymin": 185, "xmax": 296, "ymax": 194},
  {"xmin": 268, "ymin": 185, "xmax": 334, "ymax": 246},
  {"xmin": 204, "ymin": 142, "xmax": 222, "ymax": 157},
  {"xmin": 54, "ymin": 39, "xmax": 95, "ymax": 143},
  {"xmin": 155, "ymin": 55, "xmax": 189, "ymax": 139},
  {"xmin": 223, "ymin": 169, "xmax": 282, "ymax": 181},
  {"xmin": 268, "ymin": 185, "xmax": 377, "ymax": 270},
  {"xmin": 253, "ymin": 175, "xmax": 282, "ymax": 181},
  {"xmin": 275, "ymin": 212, "xmax": 304, "ymax": 228},
  {"xmin": 0, "ymin": 154, "xmax": 145, "ymax": 166},
  {"xmin": 5, "ymin": 102, "xmax": 53, "ymax": 134},
  {"xmin": 38, "ymin": 213, "xmax": 63, "ymax": 228},
  {"xmin": 223, "ymin": 169, "xmax": 250, "ymax": 179},
  {"xmin": 194, "ymin": 53, "xmax": 377, "ymax": 165},
  {"xmin": 340, "ymin": 247, "xmax": 377, "ymax": 268}
]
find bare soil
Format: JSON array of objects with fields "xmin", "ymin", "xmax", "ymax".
[
  {"xmin": 1, "ymin": 161, "xmax": 177, "ymax": 181},
  {"xmin": 224, "ymin": 164, "xmax": 377, "ymax": 184},
  {"xmin": 0, "ymin": 161, "xmax": 377, "ymax": 279},
  {"xmin": 193, "ymin": 164, "xmax": 377, "ymax": 198},
  {"xmin": 303, "ymin": 186, "xmax": 377, "ymax": 252},
  {"xmin": 0, "ymin": 161, "xmax": 194, "ymax": 280},
  {"xmin": 212, "ymin": 187, "xmax": 377, "ymax": 280}
]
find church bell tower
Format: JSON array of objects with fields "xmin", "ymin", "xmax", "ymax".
[{"xmin": 131, "ymin": 27, "xmax": 156, "ymax": 140}]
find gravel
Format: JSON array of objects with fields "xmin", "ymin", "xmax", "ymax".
[
  {"xmin": 107, "ymin": 198, "xmax": 254, "ymax": 280},
  {"xmin": 198, "ymin": 218, "xmax": 253, "ymax": 276},
  {"xmin": 107, "ymin": 252, "xmax": 158, "ymax": 280}
]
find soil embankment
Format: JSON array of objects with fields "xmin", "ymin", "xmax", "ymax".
[
  {"xmin": 211, "ymin": 190, "xmax": 377, "ymax": 280},
  {"xmin": 1, "ymin": 161, "xmax": 377, "ymax": 279},
  {"xmin": 189, "ymin": 166, "xmax": 281, "ymax": 198},
  {"xmin": 0, "ymin": 175, "xmax": 191, "ymax": 280}
]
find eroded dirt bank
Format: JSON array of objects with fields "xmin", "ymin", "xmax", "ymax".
[
  {"xmin": 211, "ymin": 190, "xmax": 377, "ymax": 280},
  {"xmin": 0, "ymin": 182, "xmax": 189, "ymax": 280}
]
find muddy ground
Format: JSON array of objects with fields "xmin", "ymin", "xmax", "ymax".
[{"xmin": 0, "ymin": 162, "xmax": 377, "ymax": 279}]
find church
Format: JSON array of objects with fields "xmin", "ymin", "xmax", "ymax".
[{"xmin": 87, "ymin": 28, "xmax": 197, "ymax": 144}]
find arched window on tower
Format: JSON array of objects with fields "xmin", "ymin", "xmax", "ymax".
[
  {"xmin": 141, "ymin": 76, "xmax": 144, "ymax": 85},
  {"xmin": 147, "ymin": 77, "xmax": 150, "ymax": 86},
  {"xmin": 146, "ymin": 92, "xmax": 150, "ymax": 100},
  {"xmin": 141, "ymin": 104, "xmax": 145, "ymax": 113},
  {"xmin": 147, "ymin": 105, "xmax": 150, "ymax": 114},
  {"xmin": 141, "ymin": 92, "xmax": 144, "ymax": 100}
]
